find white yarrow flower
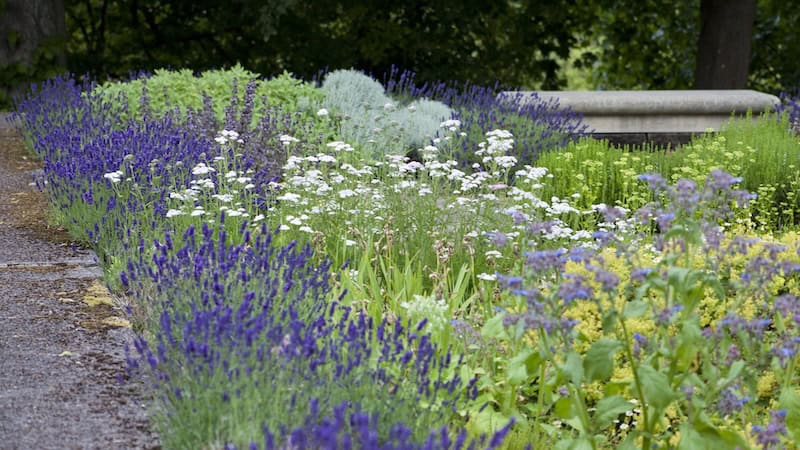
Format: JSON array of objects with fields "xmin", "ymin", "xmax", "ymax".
[
  {"xmin": 192, "ymin": 163, "xmax": 215, "ymax": 176},
  {"xmin": 338, "ymin": 189, "xmax": 356, "ymax": 199},
  {"xmin": 103, "ymin": 170, "xmax": 124, "ymax": 183},
  {"xmin": 279, "ymin": 134, "xmax": 300, "ymax": 146},
  {"xmin": 211, "ymin": 193, "xmax": 233, "ymax": 203},
  {"xmin": 277, "ymin": 192, "xmax": 301, "ymax": 203}
]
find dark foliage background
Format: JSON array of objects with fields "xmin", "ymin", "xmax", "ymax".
[{"xmin": 2, "ymin": 0, "xmax": 799, "ymax": 108}]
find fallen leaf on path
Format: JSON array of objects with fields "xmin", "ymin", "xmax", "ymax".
[
  {"xmin": 82, "ymin": 280, "xmax": 114, "ymax": 307},
  {"xmin": 101, "ymin": 316, "xmax": 131, "ymax": 328}
]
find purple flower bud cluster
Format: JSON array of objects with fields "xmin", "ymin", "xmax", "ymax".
[
  {"xmin": 245, "ymin": 402, "xmax": 515, "ymax": 450},
  {"xmin": 523, "ymin": 248, "xmax": 568, "ymax": 274},
  {"xmin": 751, "ymin": 409, "xmax": 788, "ymax": 449},
  {"xmin": 774, "ymin": 92, "xmax": 800, "ymax": 135},
  {"xmin": 715, "ymin": 385, "xmax": 751, "ymax": 417},
  {"xmin": 716, "ymin": 315, "xmax": 773, "ymax": 339},
  {"xmin": 632, "ymin": 333, "xmax": 649, "ymax": 358}
]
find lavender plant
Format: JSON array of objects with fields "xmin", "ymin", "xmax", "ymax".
[
  {"xmin": 383, "ymin": 66, "xmax": 589, "ymax": 166},
  {"xmin": 124, "ymin": 224, "xmax": 508, "ymax": 448},
  {"xmin": 774, "ymin": 92, "xmax": 800, "ymax": 135},
  {"xmin": 250, "ymin": 402, "xmax": 515, "ymax": 450}
]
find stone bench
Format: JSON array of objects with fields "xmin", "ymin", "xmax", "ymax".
[{"xmin": 501, "ymin": 90, "xmax": 781, "ymax": 147}]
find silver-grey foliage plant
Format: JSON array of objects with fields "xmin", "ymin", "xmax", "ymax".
[{"xmin": 322, "ymin": 69, "xmax": 453, "ymax": 157}]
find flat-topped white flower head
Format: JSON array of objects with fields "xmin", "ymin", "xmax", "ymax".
[
  {"xmin": 103, "ymin": 170, "xmax": 124, "ymax": 183},
  {"xmin": 279, "ymin": 134, "xmax": 300, "ymax": 146},
  {"xmin": 192, "ymin": 162, "xmax": 215, "ymax": 176}
]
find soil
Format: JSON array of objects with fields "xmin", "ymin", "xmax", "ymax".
[{"xmin": 0, "ymin": 114, "xmax": 159, "ymax": 449}]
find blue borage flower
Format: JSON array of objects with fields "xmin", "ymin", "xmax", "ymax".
[
  {"xmin": 523, "ymin": 247, "xmax": 567, "ymax": 274},
  {"xmin": 715, "ymin": 385, "xmax": 751, "ymax": 417},
  {"xmin": 752, "ymin": 409, "xmax": 788, "ymax": 450}
]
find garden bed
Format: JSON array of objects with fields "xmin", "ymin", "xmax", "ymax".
[{"xmin": 13, "ymin": 67, "xmax": 800, "ymax": 449}]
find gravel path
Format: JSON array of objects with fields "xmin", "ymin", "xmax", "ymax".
[{"xmin": 0, "ymin": 113, "xmax": 158, "ymax": 449}]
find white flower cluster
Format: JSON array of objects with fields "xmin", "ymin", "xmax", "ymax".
[
  {"xmin": 165, "ymin": 155, "xmax": 257, "ymax": 223},
  {"xmin": 400, "ymin": 294, "xmax": 449, "ymax": 334},
  {"xmin": 439, "ymin": 119, "xmax": 462, "ymax": 132},
  {"xmin": 214, "ymin": 129, "xmax": 243, "ymax": 145},
  {"xmin": 476, "ymin": 129, "xmax": 517, "ymax": 171},
  {"xmin": 103, "ymin": 170, "xmax": 124, "ymax": 184},
  {"xmin": 326, "ymin": 141, "xmax": 355, "ymax": 153},
  {"xmin": 270, "ymin": 129, "xmax": 631, "ymax": 263},
  {"xmin": 279, "ymin": 134, "xmax": 300, "ymax": 146}
]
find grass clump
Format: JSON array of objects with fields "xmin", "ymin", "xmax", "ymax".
[{"xmin": 535, "ymin": 113, "xmax": 800, "ymax": 231}]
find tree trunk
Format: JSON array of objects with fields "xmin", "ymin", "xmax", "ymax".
[
  {"xmin": 694, "ymin": 0, "xmax": 756, "ymax": 89},
  {"xmin": 0, "ymin": 0, "xmax": 67, "ymax": 105}
]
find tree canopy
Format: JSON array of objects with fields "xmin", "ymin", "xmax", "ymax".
[{"xmin": 2, "ymin": 0, "xmax": 799, "ymax": 108}]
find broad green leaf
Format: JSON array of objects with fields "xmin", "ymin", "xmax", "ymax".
[
  {"xmin": 594, "ymin": 395, "xmax": 634, "ymax": 430},
  {"xmin": 584, "ymin": 338, "xmax": 621, "ymax": 381},
  {"xmin": 553, "ymin": 439, "xmax": 573, "ymax": 450},
  {"xmin": 481, "ymin": 313, "xmax": 508, "ymax": 340},
  {"xmin": 554, "ymin": 396, "xmax": 574, "ymax": 419},
  {"xmin": 601, "ymin": 309, "xmax": 618, "ymax": 333},
  {"xmin": 678, "ymin": 419, "xmax": 748, "ymax": 450},
  {"xmin": 562, "ymin": 351, "xmax": 584, "ymax": 385},
  {"xmin": 567, "ymin": 437, "xmax": 594, "ymax": 450},
  {"xmin": 539, "ymin": 423, "xmax": 559, "ymax": 438},
  {"xmin": 468, "ymin": 408, "xmax": 511, "ymax": 436},
  {"xmin": 666, "ymin": 267, "xmax": 690, "ymax": 290},
  {"xmin": 683, "ymin": 281, "xmax": 705, "ymax": 313},
  {"xmin": 674, "ymin": 321, "xmax": 701, "ymax": 371},
  {"xmin": 637, "ymin": 364, "xmax": 677, "ymax": 410},
  {"xmin": 616, "ymin": 433, "xmax": 638, "ymax": 450},
  {"xmin": 677, "ymin": 423, "xmax": 707, "ymax": 450},
  {"xmin": 717, "ymin": 429, "xmax": 749, "ymax": 448},
  {"xmin": 779, "ymin": 387, "xmax": 800, "ymax": 442},
  {"xmin": 507, "ymin": 348, "xmax": 535, "ymax": 385},
  {"xmin": 719, "ymin": 360, "xmax": 745, "ymax": 388},
  {"xmin": 623, "ymin": 300, "xmax": 648, "ymax": 318},
  {"xmin": 564, "ymin": 416, "xmax": 587, "ymax": 435}
]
